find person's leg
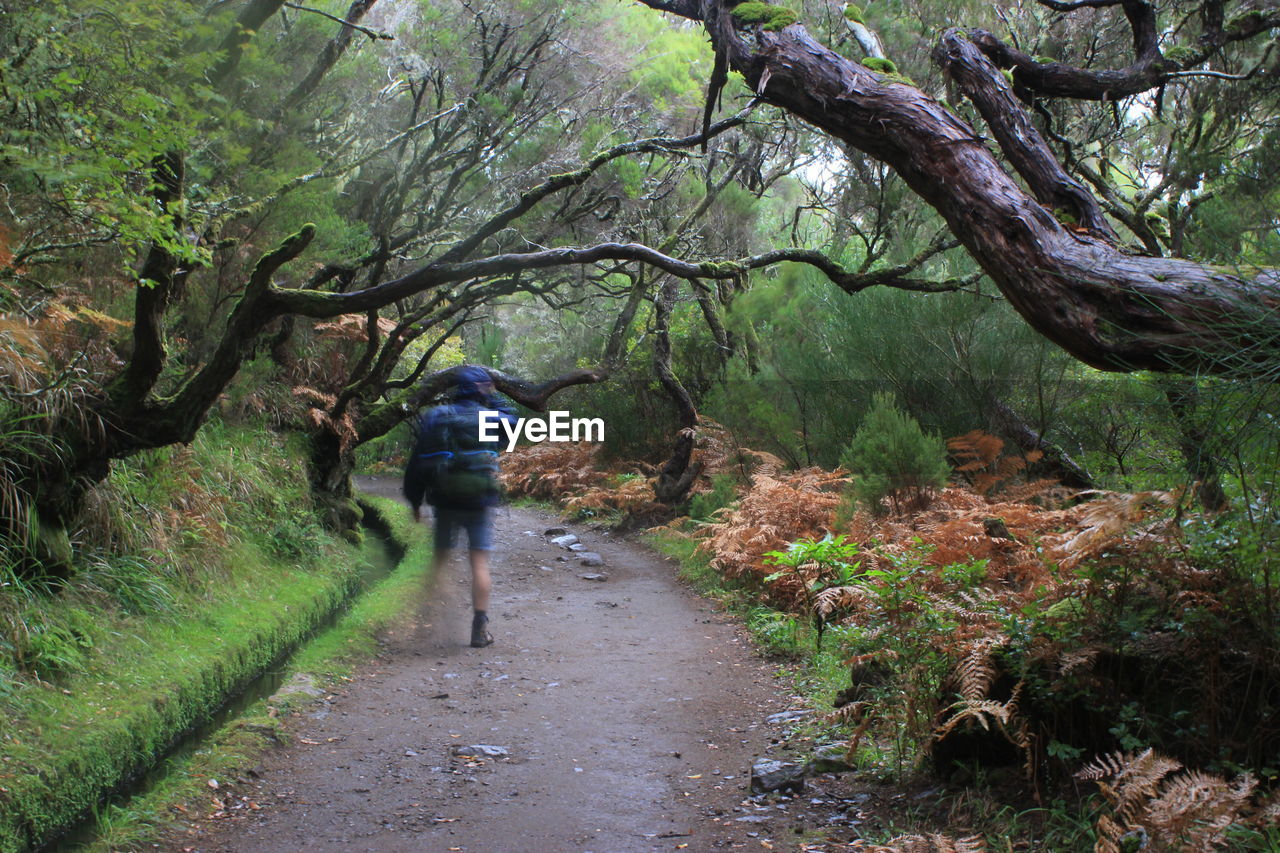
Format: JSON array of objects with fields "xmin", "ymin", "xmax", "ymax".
[
  {"xmin": 464, "ymin": 508, "xmax": 495, "ymax": 647},
  {"xmin": 469, "ymin": 549, "xmax": 491, "ymax": 612},
  {"xmin": 431, "ymin": 507, "xmax": 455, "ymax": 574}
]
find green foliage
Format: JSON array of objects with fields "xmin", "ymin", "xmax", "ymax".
[
  {"xmin": 0, "ymin": 0, "xmax": 211, "ymax": 272},
  {"xmin": 764, "ymin": 534, "xmax": 862, "ymax": 648},
  {"xmin": 745, "ymin": 605, "xmax": 804, "ymax": 655},
  {"xmin": 840, "ymin": 392, "xmax": 949, "ymax": 515},
  {"xmin": 608, "ymin": 4, "xmax": 713, "ymax": 112},
  {"xmin": 13, "ymin": 610, "xmax": 95, "ymax": 679},
  {"xmin": 687, "ymin": 471, "xmax": 741, "ymax": 520}
]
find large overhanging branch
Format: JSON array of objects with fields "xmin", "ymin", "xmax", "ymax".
[
  {"xmin": 272, "ymin": 233, "xmax": 976, "ymax": 319},
  {"xmin": 272, "ymin": 243, "xmax": 721, "ymax": 315},
  {"xmin": 744, "ymin": 241, "xmax": 973, "ymax": 294},
  {"xmin": 937, "ymin": 34, "xmax": 1117, "ymax": 237},
  {"xmin": 404, "ymin": 365, "xmax": 608, "ymax": 413},
  {"xmin": 634, "ymin": 0, "xmax": 1280, "ymax": 376},
  {"xmin": 969, "ymin": 2, "xmax": 1280, "ymax": 101}
]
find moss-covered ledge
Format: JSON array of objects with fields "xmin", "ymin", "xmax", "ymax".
[{"xmin": 0, "ymin": 497, "xmax": 417, "ymax": 853}]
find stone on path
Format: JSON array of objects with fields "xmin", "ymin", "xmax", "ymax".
[
  {"xmin": 579, "ymin": 573, "xmax": 608, "ymax": 582},
  {"xmin": 750, "ymin": 759, "xmax": 805, "ymax": 794},
  {"xmin": 578, "ymin": 552, "xmax": 604, "ymax": 567},
  {"xmin": 451, "ymin": 744, "xmax": 509, "ymax": 758},
  {"xmin": 544, "ymin": 527, "xmax": 568, "ymax": 537},
  {"xmin": 550, "ymin": 534, "xmax": 579, "ymax": 548},
  {"xmin": 805, "ymin": 743, "xmax": 856, "ymax": 775},
  {"xmin": 765, "ymin": 709, "xmax": 811, "ymax": 726}
]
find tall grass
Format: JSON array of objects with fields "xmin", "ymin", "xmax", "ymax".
[{"xmin": 0, "ymin": 415, "xmax": 323, "ymax": 685}]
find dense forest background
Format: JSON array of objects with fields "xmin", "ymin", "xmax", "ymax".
[{"xmin": 3, "ymin": 0, "xmax": 1280, "ymax": 848}]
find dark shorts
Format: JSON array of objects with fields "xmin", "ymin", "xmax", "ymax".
[{"xmin": 433, "ymin": 506, "xmax": 494, "ymax": 552}]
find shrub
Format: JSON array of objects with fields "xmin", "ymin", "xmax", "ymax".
[
  {"xmin": 687, "ymin": 471, "xmax": 740, "ymax": 520},
  {"xmin": 840, "ymin": 392, "xmax": 949, "ymax": 514}
]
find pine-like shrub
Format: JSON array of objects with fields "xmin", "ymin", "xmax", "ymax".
[
  {"xmin": 688, "ymin": 471, "xmax": 741, "ymax": 521},
  {"xmin": 840, "ymin": 392, "xmax": 949, "ymax": 514}
]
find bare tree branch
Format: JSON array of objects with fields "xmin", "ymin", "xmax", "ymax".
[{"xmin": 282, "ymin": 2, "xmax": 391, "ymax": 42}]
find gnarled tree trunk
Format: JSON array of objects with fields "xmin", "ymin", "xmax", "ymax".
[{"xmin": 637, "ymin": 1, "xmax": 1280, "ymax": 377}]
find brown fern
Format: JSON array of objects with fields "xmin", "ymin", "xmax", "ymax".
[
  {"xmin": 1050, "ymin": 489, "xmax": 1181, "ymax": 570},
  {"xmin": 951, "ymin": 635, "xmax": 1006, "ymax": 702},
  {"xmin": 869, "ymin": 834, "xmax": 988, "ymax": 853},
  {"xmin": 947, "ymin": 430, "xmax": 1042, "ymax": 496},
  {"xmin": 1078, "ymin": 749, "xmax": 1256, "ymax": 851}
]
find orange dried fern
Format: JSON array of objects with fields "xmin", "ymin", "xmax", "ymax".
[
  {"xmin": 948, "ymin": 430, "xmax": 1042, "ymax": 496},
  {"xmin": 868, "ymin": 835, "xmax": 988, "ymax": 853},
  {"xmin": 1078, "ymin": 749, "xmax": 1257, "ymax": 852},
  {"xmin": 696, "ymin": 467, "xmax": 847, "ymax": 605}
]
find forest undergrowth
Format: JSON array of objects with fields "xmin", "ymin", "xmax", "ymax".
[
  {"xmin": 0, "ymin": 417, "xmax": 369, "ymax": 852},
  {"xmin": 502, "ymin": 438, "xmax": 1280, "ymax": 851}
]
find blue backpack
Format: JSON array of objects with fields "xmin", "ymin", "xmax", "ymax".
[{"xmin": 404, "ymin": 401, "xmax": 504, "ymax": 510}]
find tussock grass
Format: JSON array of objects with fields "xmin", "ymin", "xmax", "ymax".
[
  {"xmin": 72, "ymin": 495, "xmax": 433, "ymax": 853},
  {"xmin": 0, "ymin": 418, "xmax": 382, "ymax": 852}
]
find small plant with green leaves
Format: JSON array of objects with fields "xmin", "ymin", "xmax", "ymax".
[
  {"xmin": 836, "ymin": 539, "xmax": 964, "ymax": 764},
  {"xmin": 840, "ymin": 392, "xmax": 950, "ymax": 515},
  {"xmin": 763, "ymin": 533, "xmax": 862, "ymax": 649},
  {"xmin": 687, "ymin": 471, "xmax": 740, "ymax": 521}
]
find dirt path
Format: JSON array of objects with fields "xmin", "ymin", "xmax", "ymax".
[{"xmin": 178, "ymin": 477, "xmax": 807, "ymax": 852}]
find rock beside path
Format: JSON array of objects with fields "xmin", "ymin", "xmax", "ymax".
[
  {"xmin": 751, "ymin": 759, "xmax": 805, "ymax": 794},
  {"xmin": 451, "ymin": 744, "xmax": 510, "ymax": 758},
  {"xmin": 806, "ymin": 743, "xmax": 856, "ymax": 775},
  {"xmin": 765, "ymin": 709, "xmax": 812, "ymax": 726}
]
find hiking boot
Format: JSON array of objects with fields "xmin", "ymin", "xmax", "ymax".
[{"xmin": 470, "ymin": 613, "xmax": 494, "ymax": 648}]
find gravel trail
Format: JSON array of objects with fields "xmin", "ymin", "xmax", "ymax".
[{"xmin": 178, "ymin": 476, "xmax": 800, "ymax": 853}]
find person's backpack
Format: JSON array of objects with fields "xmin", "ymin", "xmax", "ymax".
[{"xmin": 403, "ymin": 402, "xmax": 502, "ymax": 510}]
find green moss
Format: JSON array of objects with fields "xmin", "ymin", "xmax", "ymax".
[
  {"xmin": 1163, "ymin": 44, "xmax": 1199, "ymax": 66},
  {"xmin": 699, "ymin": 260, "xmax": 746, "ymax": 276},
  {"xmin": 730, "ymin": 1, "xmax": 799, "ymax": 31},
  {"xmin": 1034, "ymin": 55, "xmax": 1055, "ymax": 65},
  {"xmin": 882, "ymin": 72, "xmax": 916, "ymax": 87},
  {"xmin": 0, "ymin": 426, "xmax": 424, "ymax": 852},
  {"xmin": 5, "ymin": 496, "xmax": 432, "ymax": 852},
  {"xmin": 1002, "ymin": 68, "xmax": 1016, "ymax": 86},
  {"xmin": 844, "ymin": 3, "xmax": 864, "ymax": 23},
  {"xmin": 0, "ymin": 555, "xmax": 358, "ymax": 852},
  {"xmin": 1053, "ymin": 207, "xmax": 1079, "ymax": 225},
  {"xmin": 1225, "ymin": 9, "xmax": 1264, "ymax": 35},
  {"xmin": 861, "ymin": 56, "xmax": 898, "ymax": 75}
]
